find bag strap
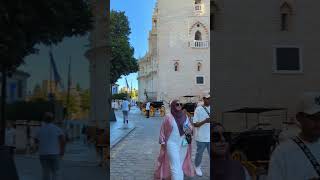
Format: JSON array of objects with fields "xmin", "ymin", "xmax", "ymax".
[
  {"xmin": 291, "ymin": 136, "xmax": 320, "ymax": 176},
  {"xmin": 202, "ymin": 105, "xmax": 210, "ymax": 116}
]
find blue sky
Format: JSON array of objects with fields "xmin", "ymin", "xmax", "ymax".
[
  {"xmin": 112, "ymin": 0, "xmax": 156, "ymax": 89},
  {"xmin": 19, "ymin": 1, "xmax": 155, "ymax": 92}
]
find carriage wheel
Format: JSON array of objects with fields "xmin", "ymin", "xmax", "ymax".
[
  {"xmin": 231, "ymin": 150, "xmax": 248, "ymax": 161},
  {"xmin": 150, "ymin": 107, "xmax": 155, "ymax": 116},
  {"xmin": 160, "ymin": 107, "xmax": 165, "ymax": 117},
  {"xmin": 142, "ymin": 108, "xmax": 146, "ymax": 115}
]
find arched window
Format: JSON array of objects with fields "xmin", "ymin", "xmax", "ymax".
[
  {"xmin": 197, "ymin": 62, "xmax": 202, "ymax": 71},
  {"xmin": 195, "ymin": 0, "xmax": 201, "ymax": 4},
  {"xmin": 195, "ymin": 31, "xmax": 202, "ymax": 40},
  {"xmin": 153, "ymin": 19, "xmax": 157, "ymax": 28},
  {"xmin": 280, "ymin": 2, "xmax": 293, "ymax": 31},
  {"xmin": 174, "ymin": 62, "xmax": 179, "ymax": 71}
]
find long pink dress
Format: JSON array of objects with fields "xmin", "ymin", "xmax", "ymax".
[{"xmin": 154, "ymin": 114, "xmax": 195, "ymax": 180}]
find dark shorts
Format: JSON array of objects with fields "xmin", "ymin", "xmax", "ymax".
[
  {"xmin": 39, "ymin": 155, "xmax": 60, "ymax": 172},
  {"xmin": 123, "ymin": 111, "xmax": 128, "ymax": 116}
]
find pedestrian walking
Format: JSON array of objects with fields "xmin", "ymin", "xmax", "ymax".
[
  {"xmin": 34, "ymin": 112, "xmax": 66, "ymax": 180},
  {"xmin": 146, "ymin": 101, "xmax": 151, "ymax": 118},
  {"xmin": 192, "ymin": 94, "xmax": 211, "ymax": 177},
  {"xmin": 268, "ymin": 92, "xmax": 320, "ymax": 180},
  {"xmin": 121, "ymin": 98, "xmax": 130, "ymax": 128},
  {"xmin": 154, "ymin": 100, "xmax": 194, "ymax": 180}
]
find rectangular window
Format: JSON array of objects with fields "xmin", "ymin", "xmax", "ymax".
[
  {"xmin": 196, "ymin": 76, "xmax": 204, "ymax": 85},
  {"xmin": 274, "ymin": 47, "xmax": 301, "ymax": 73}
]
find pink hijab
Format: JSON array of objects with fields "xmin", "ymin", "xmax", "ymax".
[{"xmin": 170, "ymin": 100, "xmax": 186, "ymax": 136}]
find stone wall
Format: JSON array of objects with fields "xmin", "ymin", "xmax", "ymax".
[{"xmin": 211, "ymin": 0, "xmax": 320, "ymax": 131}]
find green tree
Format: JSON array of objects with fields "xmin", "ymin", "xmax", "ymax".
[
  {"xmin": 112, "ymin": 93, "xmax": 128, "ymax": 100},
  {"xmin": 80, "ymin": 89, "xmax": 90, "ymax": 112},
  {"xmin": 61, "ymin": 92, "xmax": 78, "ymax": 119},
  {"xmin": 76, "ymin": 83, "xmax": 82, "ymax": 92},
  {"xmin": 110, "ymin": 10, "xmax": 138, "ymax": 83},
  {"xmin": 0, "ymin": 0, "xmax": 93, "ymax": 144}
]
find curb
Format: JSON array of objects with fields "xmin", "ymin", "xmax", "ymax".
[{"xmin": 110, "ymin": 126, "xmax": 136, "ymax": 149}]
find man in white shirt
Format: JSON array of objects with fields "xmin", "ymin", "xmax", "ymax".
[
  {"xmin": 268, "ymin": 92, "xmax": 320, "ymax": 180},
  {"xmin": 193, "ymin": 94, "xmax": 211, "ymax": 176},
  {"xmin": 146, "ymin": 101, "xmax": 151, "ymax": 118},
  {"xmin": 121, "ymin": 98, "xmax": 130, "ymax": 126},
  {"xmin": 34, "ymin": 112, "xmax": 66, "ymax": 180}
]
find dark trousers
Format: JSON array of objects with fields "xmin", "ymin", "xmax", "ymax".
[
  {"xmin": 146, "ymin": 110, "xmax": 150, "ymax": 118},
  {"xmin": 39, "ymin": 155, "xmax": 60, "ymax": 180}
]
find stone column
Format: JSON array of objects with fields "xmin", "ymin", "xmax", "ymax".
[{"xmin": 86, "ymin": 0, "xmax": 110, "ymax": 129}]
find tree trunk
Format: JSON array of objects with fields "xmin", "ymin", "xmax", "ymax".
[{"xmin": 0, "ymin": 68, "xmax": 7, "ymax": 145}]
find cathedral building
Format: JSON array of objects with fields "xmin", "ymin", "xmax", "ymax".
[{"xmin": 138, "ymin": 0, "xmax": 210, "ymax": 103}]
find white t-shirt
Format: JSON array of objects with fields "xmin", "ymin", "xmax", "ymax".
[
  {"xmin": 122, "ymin": 100, "xmax": 130, "ymax": 111},
  {"xmin": 146, "ymin": 102, "xmax": 151, "ymax": 110},
  {"xmin": 193, "ymin": 105, "xmax": 210, "ymax": 142},
  {"xmin": 5, "ymin": 128, "xmax": 16, "ymax": 147},
  {"xmin": 278, "ymin": 125, "xmax": 300, "ymax": 143},
  {"xmin": 35, "ymin": 123, "xmax": 64, "ymax": 155},
  {"xmin": 268, "ymin": 138, "xmax": 320, "ymax": 180}
]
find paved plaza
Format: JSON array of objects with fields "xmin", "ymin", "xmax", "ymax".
[
  {"xmin": 110, "ymin": 107, "xmax": 210, "ymax": 180},
  {"xmin": 15, "ymin": 140, "xmax": 108, "ymax": 180}
]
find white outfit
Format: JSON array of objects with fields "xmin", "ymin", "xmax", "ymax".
[
  {"xmin": 35, "ymin": 123, "xmax": 64, "ymax": 155},
  {"xmin": 167, "ymin": 118, "xmax": 188, "ymax": 180},
  {"xmin": 193, "ymin": 105, "xmax": 210, "ymax": 142},
  {"xmin": 268, "ymin": 138, "xmax": 320, "ymax": 180},
  {"xmin": 5, "ymin": 128, "xmax": 16, "ymax": 147},
  {"xmin": 278, "ymin": 124, "xmax": 300, "ymax": 143},
  {"xmin": 146, "ymin": 102, "xmax": 151, "ymax": 110}
]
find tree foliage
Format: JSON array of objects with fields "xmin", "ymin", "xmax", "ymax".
[
  {"xmin": 112, "ymin": 93, "xmax": 128, "ymax": 100},
  {"xmin": 80, "ymin": 89, "xmax": 90, "ymax": 112},
  {"xmin": 110, "ymin": 10, "xmax": 138, "ymax": 83},
  {"xmin": 0, "ymin": 0, "xmax": 93, "ymax": 70}
]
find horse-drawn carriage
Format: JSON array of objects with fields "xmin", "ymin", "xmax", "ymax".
[
  {"xmin": 179, "ymin": 95, "xmax": 199, "ymax": 118},
  {"xmin": 140, "ymin": 101, "xmax": 166, "ymax": 117},
  {"xmin": 221, "ymin": 107, "xmax": 287, "ymax": 179}
]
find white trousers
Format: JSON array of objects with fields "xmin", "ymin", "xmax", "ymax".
[{"xmin": 167, "ymin": 140, "xmax": 188, "ymax": 180}]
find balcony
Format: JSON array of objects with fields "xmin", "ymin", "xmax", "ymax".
[
  {"xmin": 189, "ymin": 40, "xmax": 209, "ymax": 49},
  {"xmin": 194, "ymin": 4, "xmax": 203, "ymax": 14}
]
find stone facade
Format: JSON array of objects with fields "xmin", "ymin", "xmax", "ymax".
[
  {"xmin": 211, "ymin": 0, "xmax": 320, "ymax": 131},
  {"xmin": 138, "ymin": 0, "xmax": 210, "ymax": 103}
]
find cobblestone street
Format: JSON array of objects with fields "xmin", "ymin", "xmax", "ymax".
[
  {"xmin": 15, "ymin": 141, "xmax": 108, "ymax": 180},
  {"xmin": 110, "ymin": 107, "xmax": 210, "ymax": 179}
]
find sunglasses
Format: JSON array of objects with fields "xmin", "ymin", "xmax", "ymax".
[{"xmin": 176, "ymin": 103, "xmax": 183, "ymax": 107}]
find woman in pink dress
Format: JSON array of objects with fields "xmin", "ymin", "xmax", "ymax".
[{"xmin": 154, "ymin": 100, "xmax": 195, "ymax": 180}]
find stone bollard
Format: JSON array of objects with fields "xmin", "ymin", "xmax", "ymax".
[{"xmin": 15, "ymin": 120, "xmax": 28, "ymax": 154}]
